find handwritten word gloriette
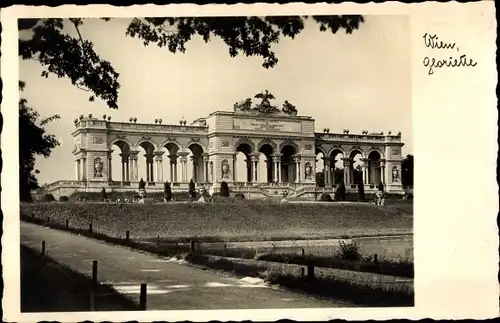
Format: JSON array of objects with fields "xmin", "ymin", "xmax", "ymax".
[{"xmin": 422, "ymin": 33, "xmax": 477, "ymax": 75}]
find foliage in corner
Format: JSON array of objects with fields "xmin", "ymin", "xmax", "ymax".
[
  {"xmin": 19, "ymin": 16, "xmax": 364, "ymax": 110},
  {"xmin": 19, "ymin": 81, "xmax": 60, "ymax": 202}
]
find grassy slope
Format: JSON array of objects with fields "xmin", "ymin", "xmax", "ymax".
[
  {"xmin": 20, "ymin": 245, "xmax": 139, "ymax": 312},
  {"xmin": 21, "ymin": 201, "xmax": 413, "ymax": 241}
]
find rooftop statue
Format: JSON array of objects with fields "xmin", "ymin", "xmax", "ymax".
[
  {"xmin": 282, "ymin": 100, "xmax": 298, "ymax": 116},
  {"xmin": 254, "ymin": 90, "xmax": 279, "ymax": 114}
]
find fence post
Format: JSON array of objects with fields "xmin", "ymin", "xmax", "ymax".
[
  {"xmin": 65, "ymin": 219, "xmax": 69, "ymax": 229},
  {"xmin": 46, "ymin": 217, "xmax": 50, "ymax": 225},
  {"xmin": 301, "ymin": 248, "xmax": 305, "ymax": 256},
  {"xmin": 307, "ymin": 262, "xmax": 315, "ymax": 281},
  {"xmin": 126, "ymin": 230, "xmax": 130, "ymax": 243},
  {"xmin": 374, "ymin": 254, "xmax": 378, "ymax": 264},
  {"xmin": 300, "ymin": 267, "xmax": 305, "ymax": 278},
  {"xmin": 190, "ymin": 240, "xmax": 195, "ymax": 253},
  {"xmin": 92, "ymin": 260, "xmax": 98, "ymax": 284},
  {"xmin": 140, "ymin": 283, "xmax": 147, "ymax": 310},
  {"xmin": 89, "ymin": 223, "xmax": 93, "ymax": 234},
  {"xmin": 224, "ymin": 243, "xmax": 227, "ymax": 254},
  {"xmin": 157, "ymin": 236, "xmax": 160, "ymax": 246},
  {"xmin": 89, "ymin": 289, "xmax": 95, "ymax": 311},
  {"xmin": 41, "ymin": 240, "xmax": 46, "ymax": 256}
]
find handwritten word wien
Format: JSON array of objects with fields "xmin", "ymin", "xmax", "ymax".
[{"xmin": 422, "ymin": 33, "xmax": 477, "ymax": 75}]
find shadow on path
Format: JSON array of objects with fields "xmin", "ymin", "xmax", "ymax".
[{"xmin": 21, "ymin": 245, "xmax": 139, "ymax": 312}]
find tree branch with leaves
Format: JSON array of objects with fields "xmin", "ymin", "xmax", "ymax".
[{"xmin": 19, "ymin": 15, "xmax": 364, "ymax": 110}]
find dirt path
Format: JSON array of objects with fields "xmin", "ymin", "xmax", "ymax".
[{"xmin": 21, "ymin": 221, "xmax": 352, "ymax": 310}]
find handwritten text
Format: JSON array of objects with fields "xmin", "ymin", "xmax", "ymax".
[{"xmin": 422, "ymin": 33, "xmax": 477, "ymax": 75}]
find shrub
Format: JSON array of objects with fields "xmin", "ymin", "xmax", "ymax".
[
  {"xmin": 337, "ymin": 241, "xmax": 362, "ymax": 261},
  {"xmin": 234, "ymin": 193, "xmax": 245, "ymax": 200},
  {"xmin": 335, "ymin": 181, "xmax": 346, "ymax": 201},
  {"xmin": 188, "ymin": 179, "xmax": 196, "ymax": 199},
  {"xmin": 319, "ymin": 193, "xmax": 332, "ymax": 202},
  {"xmin": 220, "ymin": 181, "xmax": 230, "ymax": 197},
  {"xmin": 139, "ymin": 178, "xmax": 146, "ymax": 190},
  {"xmin": 357, "ymin": 181, "xmax": 366, "ymax": 202},
  {"xmin": 41, "ymin": 194, "xmax": 55, "ymax": 202},
  {"xmin": 101, "ymin": 187, "xmax": 107, "ymax": 201},
  {"xmin": 59, "ymin": 195, "xmax": 69, "ymax": 202},
  {"xmin": 164, "ymin": 182, "xmax": 172, "ymax": 202},
  {"xmin": 377, "ymin": 182, "xmax": 384, "ymax": 192}
]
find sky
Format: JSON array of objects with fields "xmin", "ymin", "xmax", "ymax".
[{"xmin": 19, "ymin": 15, "xmax": 412, "ymax": 185}]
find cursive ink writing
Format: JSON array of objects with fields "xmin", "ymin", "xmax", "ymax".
[
  {"xmin": 423, "ymin": 55, "xmax": 477, "ymax": 75},
  {"xmin": 422, "ymin": 33, "xmax": 478, "ymax": 75},
  {"xmin": 423, "ymin": 33, "xmax": 458, "ymax": 51}
]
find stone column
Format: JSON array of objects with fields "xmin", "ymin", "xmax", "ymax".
[
  {"xmin": 380, "ymin": 159, "xmax": 386, "ymax": 185},
  {"xmin": 323, "ymin": 157, "xmax": 331, "ymax": 186},
  {"xmin": 75, "ymin": 160, "xmax": 80, "ymax": 181},
  {"xmin": 203, "ymin": 154, "xmax": 209, "ymax": 183},
  {"xmin": 266, "ymin": 158, "xmax": 272, "ymax": 183},
  {"xmin": 295, "ymin": 157, "xmax": 301, "ymax": 183},
  {"xmin": 82, "ymin": 157, "xmax": 87, "ymax": 180},
  {"xmin": 251, "ymin": 153, "xmax": 259, "ymax": 182},
  {"xmin": 233, "ymin": 154, "xmax": 237, "ymax": 182},
  {"xmin": 169, "ymin": 154, "xmax": 177, "ymax": 182},
  {"xmin": 361, "ymin": 158, "xmax": 369, "ymax": 184},
  {"xmin": 191, "ymin": 156, "xmax": 198, "ymax": 183},
  {"xmin": 342, "ymin": 158, "xmax": 351, "ymax": 184},
  {"xmin": 272, "ymin": 153, "xmax": 283, "ymax": 183},
  {"xmin": 129, "ymin": 151, "xmax": 139, "ymax": 182}
]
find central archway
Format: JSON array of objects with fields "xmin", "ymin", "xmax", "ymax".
[
  {"xmin": 280, "ymin": 144, "xmax": 297, "ymax": 184},
  {"xmin": 236, "ymin": 142, "xmax": 252, "ymax": 182}
]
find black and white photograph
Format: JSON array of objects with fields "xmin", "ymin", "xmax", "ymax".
[{"xmin": 1, "ymin": 2, "xmax": 497, "ymax": 322}]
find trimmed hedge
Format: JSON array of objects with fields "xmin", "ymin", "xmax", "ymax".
[{"xmin": 21, "ymin": 202, "xmax": 413, "ymax": 241}]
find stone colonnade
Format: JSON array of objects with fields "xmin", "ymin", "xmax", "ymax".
[{"xmin": 322, "ymin": 157, "xmax": 386, "ymax": 186}]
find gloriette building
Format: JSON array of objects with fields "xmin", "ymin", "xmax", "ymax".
[{"xmin": 38, "ymin": 91, "xmax": 405, "ymax": 200}]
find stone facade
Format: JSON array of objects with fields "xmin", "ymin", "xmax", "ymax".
[{"xmin": 39, "ymin": 96, "xmax": 405, "ymax": 200}]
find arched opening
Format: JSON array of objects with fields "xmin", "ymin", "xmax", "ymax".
[
  {"xmin": 329, "ymin": 149, "xmax": 344, "ymax": 185},
  {"xmin": 280, "ymin": 144, "xmax": 297, "ymax": 184},
  {"xmin": 161, "ymin": 142, "xmax": 181, "ymax": 183},
  {"xmin": 368, "ymin": 150, "xmax": 382, "ymax": 185},
  {"xmin": 236, "ymin": 143, "xmax": 252, "ymax": 182},
  {"xmin": 349, "ymin": 150, "xmax": 363, "ymax": 185},
  {"xmin": 188, "ymin": 143, "xmax": 204, "ymax": 183},
  {"xmin": 259, "ymin": 144, "xmax": 274, "ymax": 183},
  {"xmin": 110, "ymin": 140, "xmax": 131, "ymax": 183},
  {"xmin": 138, "ymin": 141, "xmax": 156, "ymax": 183},
  {"xmin": 315, "ymin": 147, "xmax": 326, "ymax": 187}
]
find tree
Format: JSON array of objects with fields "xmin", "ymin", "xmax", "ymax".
[
  {"xmin": 401, "ymin": 154, "xmax": 414, "ymax": 188},
  {"xmin": 19, "ymin": 81, "xmax": 60, "ymax": 202},
  {"xmin": 101, "ymin": 187, "xmax": 107, "ymax": 201},
  {"xmin": 220, "ymin": 181, "xmax": 230, "ymax": 197},
  {"xmin": 188, "ymin": 179, "xmax": 196, "ymax": 199},
  {"xmin": 335, "ymin": 181, "xmax": 346, "ymax": 201},
  {"xmin": 19, "ymin": 16, "xmax": 364, "ymax": 109},
  {"xmin": 139, "ymin": 178, "xmax": 146, "ymax": 190},
  {"xmin": 357, "ymin": 181, "xmax": 366, "ymax": 202},
  {"xmin": 164, "ymin": 181, "xmax": 172, "ymax": 202}
]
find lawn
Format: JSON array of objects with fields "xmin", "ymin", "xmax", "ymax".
[{"xmin": 21, "ymin": 201, "xmax": 412, "ymax": 242}]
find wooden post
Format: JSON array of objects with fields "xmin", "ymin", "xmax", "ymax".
[
  {"xmin": 65, "ymin": 219, "xmax": 69, "ymax": 229},
  {"xmin": 41, "ymin": 240, "xmax": 46, "ymax": 256},
  {"xmin": 307, "ymin": 262, "xmax": 315, "ymax": 281},
  {"xmin": 126, "ymin": 231, "xmax": 130, "ymax": 243},
  {"xmin": 157, "ymin": 236, "xmax": 160, "ymax": 246},
  {"xmin": 89, "ymin": 223, "xmax": 93, "ymax": 234},
  {"xmin": 140, "ymin": 283, "xmax": 147, "ymax": 310},
  {"xmin": 92, "ymin": 260, "xmax": 98, "ymax": 284},
  {"xmin": 300, "ymin": 267, "xmax": 305, "ymax": 278},
  {"xmin": 224, "ymin": 243, "xmax": 227, "ymax": 254},
  {"xmin": 301, "ymin": 248, "xmax": 305, "ymax": 256},
  {"xmin": 374, "ymin": 254, "xmax": 378, "ymax": 264},
  {"xmin": 89, "ymin": 289, "xmax": 95, "ymax": 311},
  {"xmin": 46, "ymin": 217, "xmax": 50, "ymax": 224},
  {"xmin": 190, "ymin": 240, "xmax": 195, "ymax": 253}
]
